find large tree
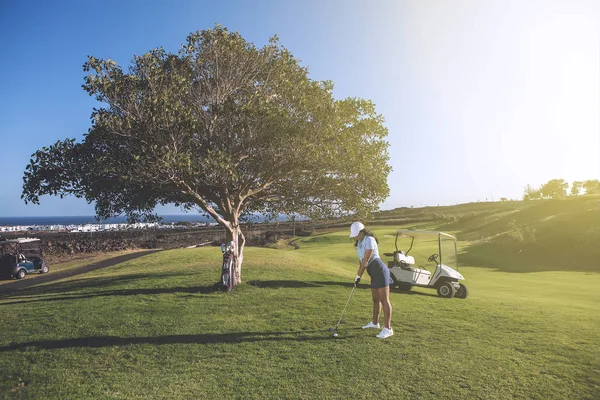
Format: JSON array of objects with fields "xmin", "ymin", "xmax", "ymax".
[
  {"xmin": 570, "ymin": 181, "xmax": 583, "ymax": 196},
  {"xmin": 522, "ymin": 184, "xmax": 541, "ymax": 201},
  {"xmin": 22, "ymin": 27, "xmax": 391, "ymax": 287},
  {"xmin": 582, "ymin": 179, "xmax": 600, "ymax": 195},
  {"xmin": 539, "ymin": 179, "xmax": 568, "ymax": 199}
]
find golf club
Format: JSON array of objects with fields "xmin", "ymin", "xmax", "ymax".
[{"xmin": 328, "ymin": 283, "xmax": 357, "ymax": 337}]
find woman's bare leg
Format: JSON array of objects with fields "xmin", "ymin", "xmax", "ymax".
[
  {"xmin": 371, "ymin": 288, "xmax": 381, "ymax": 324},
  {"xmin": 376, "ymin": 286, "xmax": 392, "ymax": 329}
]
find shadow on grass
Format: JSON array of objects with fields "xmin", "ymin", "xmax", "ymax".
[
  {"xmin": 434, "ymin": 197, "xmax": 600, "ymax": 273},
  {"xmin": 249, "ymin": 280, "xmax": 440, "ymax": 297},
  {"xmin": 459, "ymin": 240, "xmax": 600, "ymax": 273},
  {"xmin": 247, "ymin": 280, "xmax": 325, "ymax": 288},
  {"xmin": 0, "ymin": 250, "xmax": 163, "ymax": 295},
  {"xmin": 1, "ymin": 277, "xmax": 440, "ymax": 306},
  {"xmin": 0, "ymin": 280, "xmax": 225, "ymax": 306},
  {"xmin": 389, "ymin": 288, "xmax": 439, "ymax": 298},
  {"xmin": 0, "ymin": 280, "xmax": 356, "ymax": 305},
  {"xmin": 248, "ymin": 280, "xmax": 407, "ymax": 289},
  {"xmin": 0, "ymin": 329, "xmax": 362, "ymax": 351}
]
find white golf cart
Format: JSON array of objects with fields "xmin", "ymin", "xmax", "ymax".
[{"xmin": 384, "ymin": 230, "xmax": 468, "ymax": 298}]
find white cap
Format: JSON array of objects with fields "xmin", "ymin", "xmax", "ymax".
[{"xmin": 349, "ymin": 221, "xmax": 365, "ymax": 237}]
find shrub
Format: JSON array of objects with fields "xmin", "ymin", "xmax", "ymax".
[{"xmin": 507, "ymin": 220, "xmax": 536, "ymax": 243}]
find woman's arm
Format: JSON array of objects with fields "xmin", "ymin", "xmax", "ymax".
[{"xmin": 357, "ymin": 249, "xmax": 373, "ymax": 277}]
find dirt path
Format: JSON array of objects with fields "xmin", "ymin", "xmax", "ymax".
[{"xmin": 0, "ymin": 250, "xmax": 162, "ymax": 295}]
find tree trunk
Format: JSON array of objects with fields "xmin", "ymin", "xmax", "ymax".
[{"xmin": 225, "ymin": 224, "xmax": 245, "ymax": 289}]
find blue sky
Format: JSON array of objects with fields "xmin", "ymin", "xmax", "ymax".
[{"xmin": 1, "ymin": 0, "xmax": 598, "ymax": 217}]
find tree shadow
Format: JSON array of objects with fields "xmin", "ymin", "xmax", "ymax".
[
  {"xmin": 0, "ymin": 275, "xmax": 224, "ymax": 306},
  {"xmin": 0, "ymin": 329, "xmax": 360, "ymax": 352},
  {"xmin": 0, "ymin": 271, "xmax": 162, "ymax": 296},
  {"xmin": 247, "ymin": 280, "xmax": 325, "ymax": 288},
  {"xmin": 0, "ymin": 276, "xmax": 361, "ymax": 306},
  {"xmin": 0, "ymin": 250, "xmax": 163, "ymax": 294},
  {"xmin": 248, "ymin": 280, "xmax": 441, "ymax": 297},
  {"xmin": 247, "ymin": 280, "xmax": 449, "ymax": 298},
  {"xmin": 0, "ymin": 275, "xmax": 442, "ymax": 306},
  {"xmin": 248, "ymin": 280, "xmax": 377, "ymax": 289}
]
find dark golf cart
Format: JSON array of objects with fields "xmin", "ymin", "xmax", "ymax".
[{"xmin": 0, "ymin": 238, "xmax": 49, "ymax": 279}]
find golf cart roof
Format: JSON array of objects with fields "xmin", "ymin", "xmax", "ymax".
[{"xmin": 396, "ymin": 230, "xmax": 456, "ymax": 240}]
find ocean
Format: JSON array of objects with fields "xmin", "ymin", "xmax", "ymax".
[
  {"xmin": 0, "ymin": 214, "xmax": 290, "ymax": 226},
  {"xmin": 0, "ymin": 215, "xmax": 211, "ymax": 226}
]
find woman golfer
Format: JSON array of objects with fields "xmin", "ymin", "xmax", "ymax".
[{"xmin": 350, "ymin": 222, "xmax": 394, "ymax": 339}]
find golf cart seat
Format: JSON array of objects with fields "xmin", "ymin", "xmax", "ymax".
[
  {"xmin": 395, "ymin": 253, "xmax": 415, "ymax": 269},
  {"xmin": 394, "ymin": 252, "xmax": 415, "ymax": 265}
]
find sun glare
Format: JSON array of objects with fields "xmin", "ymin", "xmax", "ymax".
[{"xmin": 501, "ymin": 12, "xmax": 600, "ymax": 184}]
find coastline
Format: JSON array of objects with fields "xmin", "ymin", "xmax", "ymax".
[{"xmin": 0, "ymin": 214, "xmax": 211, "ymax": 227}]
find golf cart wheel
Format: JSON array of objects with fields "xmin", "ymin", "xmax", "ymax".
[
  {"xmin": 396, "ymin": 282, "xmax": 413, "ymax": 292},
  {"xmin": 436, "ymin": 282, "xmax": 455, "ymax": 298},
  {"xmin": 455, "ymin": 283, "xmax": 468, "ymax": 299},
  {"xmin": 41, "ymin": 263, "xmax": 49, "ymax": 274},
  {"xmin": 16, "ymin": 269, "xmax": 26, "ymax": 279}
]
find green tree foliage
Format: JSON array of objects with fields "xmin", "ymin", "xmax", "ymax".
[
  {"xmin": 21, "ymin": 26, "xmax": 391, "ymax": 286},
  {"xmin": 570, "ymin": 181, "xmax": 583, "ymax": 196},
  {"xmin": 540, "ymin": 179, "xmax": 568, "ymax": 199},
  {"xmin": 582, "ymin": 179, "xmax": 600, "ymax": 195},
  {"xmin": 522, "ymin": 184, "xmax": 541, "ymax": 201}
]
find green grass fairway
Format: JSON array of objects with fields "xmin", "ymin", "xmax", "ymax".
[{"xmin": 1, "ymin": 226, "xmax": 598, "ymax": 399}]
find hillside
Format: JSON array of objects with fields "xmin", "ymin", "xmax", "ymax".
[{"xmin": 373, "ymin": 195, "xmax": 600, "ymax": 272}]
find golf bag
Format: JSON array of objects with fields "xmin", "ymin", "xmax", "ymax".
[{"xmin": 220, "ymin": 242, "xmax": 236, "ymax": 291}]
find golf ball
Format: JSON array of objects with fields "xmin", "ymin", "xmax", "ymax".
[{"xmin": 333, "ymin": 333, "xmax": 338, "ymax": 337}]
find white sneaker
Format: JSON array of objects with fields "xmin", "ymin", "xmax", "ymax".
[
  {"xmin": 362, "ymin": 322, "xmax": 380, "ymax": 329},
  {"xmin": 376, "ymin": 327, "xmax": 394, "ymax": 339}
]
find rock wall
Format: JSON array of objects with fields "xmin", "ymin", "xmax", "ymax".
[{"xmin": 0, "ymin": 221, "xmax": 318, "ymax": 258}]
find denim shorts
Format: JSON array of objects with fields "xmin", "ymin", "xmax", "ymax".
[{"xmin": 366, "ymin": 258, "xmax": 393, "ymax": 289}]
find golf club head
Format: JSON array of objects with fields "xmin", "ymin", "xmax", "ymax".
[{"xmin": 328, "ymin": 327, "xmax": 335, "ymax": 332}]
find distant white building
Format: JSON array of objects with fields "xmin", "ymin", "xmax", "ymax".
[{"xmin": 2, "ymin": 221, "xmax": 176, "ymax": 233}]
